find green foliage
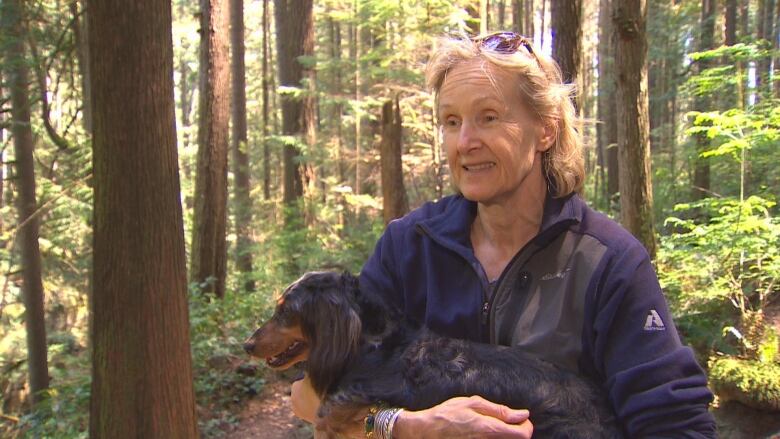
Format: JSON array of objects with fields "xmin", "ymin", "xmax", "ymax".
[
  {"xmin": 709, "ymin": 357, "xmax": 780, "ymax": 411},
  {"xmin": 658, "ymin": 196, "xmax": 779, "ymax": 361}
]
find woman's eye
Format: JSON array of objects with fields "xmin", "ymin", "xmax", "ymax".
[
  {"xmin": 444, "ymin": 117, "xmax": 460, "ymax": 127},
  {"xmin": 483, "ymin": 113, "xmax": 499, "ymax": 123}
]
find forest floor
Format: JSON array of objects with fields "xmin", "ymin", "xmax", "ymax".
[{"xmin": 226, "ymin": 373, "xmax": 313, "ymax": 439}]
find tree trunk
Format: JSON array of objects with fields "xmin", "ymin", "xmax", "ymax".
[
  {"xmin": 692, "ymin": 0, "xmax": 716, "ymax": 200},
  {"xmin": 551, "ymin": 0, "xmax": 582, "ymax": 109},
  {"xmin": 380, "ymin": 97, "xmax": 408, "ymax": 225},
  {"xmin": 230, "ymin": 0, "xmax": 254, "ymax": 292},
  {"xmin": 756, "ymin": 0, "xmax": 775, "ymax": 97},
  {"xmin": 498, "ymin": 0, "xmax": 506, "ymax": 29},
  {"xmin": 613, "ymin": 0, "xmax": 657, "ymax": 257},
  {"xmin": 87, "ymin": 0, "xmax": 199, "ymax": 436},
  {"xmin": 540, "ymin": 0, "xmax": 546, "ymax": 47},
  {"xmin": 275, "ymin": 0, "xmax": 313, "ymax": 208},
  {"xmin": 526, "ymin": 0, "xmax": 534, "ymax": 38},
  {"xmin": 597, "ymin": 0, "xmax": 619, "ymax": 204},
  {"xmin": 69, "ymin": 0, "xmax": 91, "ymax": 133},
  {"xmin": 262, "ymin": 0, "xmax": 271, "ymax": 200},
  {"xmin": 512, "ymin": 0, "xmax": 524, "ymax": 34},
  {"xmin": 740, "ymin": 0, "xmax": 750, "ymax": 107},
  {"xmin": 191, "ymin": 0, "xmax": 230, "ymax": 298},
  {"xmin": 2, "ymin": 0, "xmax": 50, "ymax": 406},
  {"xmin": 481, "ymin": 0, "xmax": 490, "ymax": 33},
  {"xmin": 775, "ymin": 0, "xmax": 780, "ymax": 98},
  {"xmin": 725, "ymin": 0, "xmax": 737, "ymax": 45}
]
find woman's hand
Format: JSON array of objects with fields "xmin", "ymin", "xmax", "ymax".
[
  {"xmin": 293, "ymin": 378, "xmax": 532, "ymax": 439},
  {"xmin": 393, "ymin": 396, "xmax": 533, "ymax": 439}
]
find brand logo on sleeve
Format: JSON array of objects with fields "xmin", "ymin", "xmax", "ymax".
[
  {"xmin": 540, "ymin": 268, "xmax": 571, "ymax": 281},
  {"xmin": 643, "ymin": 309, "xmax": 666, "ymax": 331}
]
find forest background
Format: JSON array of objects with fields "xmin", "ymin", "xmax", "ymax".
[{"xmin": 0, "ymin": 0, "xmax": 779, "ymax": 437}]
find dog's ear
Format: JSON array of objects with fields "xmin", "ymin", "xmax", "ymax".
[{"xmin": 305, "ymin": 288, "xmax": 362, "ymax": 397}]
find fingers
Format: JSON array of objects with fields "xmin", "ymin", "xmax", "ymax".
[{"xmin": 464, "ymin": 395, "xmax": 531, "ymax": 425}]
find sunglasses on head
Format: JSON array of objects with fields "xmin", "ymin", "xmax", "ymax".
[{"xmin": 473, "ymin": 32, "xmax": 536, "ymax": 56}]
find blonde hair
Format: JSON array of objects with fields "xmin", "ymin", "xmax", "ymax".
[{"xmin": 425, "ymin": 34, "xmax": 585, "ymax": 198}]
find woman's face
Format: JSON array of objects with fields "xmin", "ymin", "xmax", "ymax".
[{"xmin": 439, "ymin": 59, "xmax": 551, "ymax": 206}]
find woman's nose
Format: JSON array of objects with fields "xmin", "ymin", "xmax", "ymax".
[{"xmin": 457, "ymin": 121, "xmax": 482, "ymax": 153}]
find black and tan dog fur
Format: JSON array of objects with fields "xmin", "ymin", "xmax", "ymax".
[{"xmin": 244, "ymin": 271, "xmax": 622, "ymax": 438}]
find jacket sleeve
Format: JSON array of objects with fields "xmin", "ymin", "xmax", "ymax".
[
  {"xmin": 358, "ymin": 223, "xmax": 405, "ymax": 311},
  {"xmin": 590, "ymin": 244, "xmax": 716, "ymax": 438}
]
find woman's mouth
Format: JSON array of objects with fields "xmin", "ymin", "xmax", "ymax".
[{"xmin": 463, "ymin": 162, "xmax": 496, "ymax": 172}]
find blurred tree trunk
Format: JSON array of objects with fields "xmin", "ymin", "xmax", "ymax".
[
  {"xmin": 725, "ymin": 0, "xmax": 743, "ymax": 108},
  {"xmin": 692, "ymin": 0, "xmax": 716, "ymax": 201},
  {"xmin": 597, "ymin": 0, "xmax": 618, "ymax": 205},
  {"xmin": 540, "ymin": 0, "xmax": 546, "ymax": 47},
  {"xmin": 614, "ymin": 0, "xmax": 657, "ymax": 257},
  {"xmin": 330, "ymin": 18, "xmax": 346, "ymax": 186},
  {"xmin": 191, "ymin": 0, "xmax": 230, "ymax": 298},
  {"xmin": 551, "ymin": 0, "xmax": 582, "ymax": 110},
  {"xmin": 352, "ymin": 2, "xmax": 364, "ymax": 196},
  {"xmin": 380, "ymin": 97, "xmax": 408, "ymax": 225},
  {"xmin": 275, "ymin": 0, "xmax": 312, "ymax": 210},
  {"xmin": 481, "ymin": 0, "xmax": 490, "ymax": 33},
  {"xmin": 512, "ymin": 0, "xmax": 524, "ymax": 34},
  {"xmin": 88, "ymin": 0, "xmax": 198, "ymax": 436},
  {"xmin": 69, "ymin": 0, "xmax": 91, "ymax": 133},
  {"xmin": 262, "ymin": 0, "xmax": 271, "ymax": 200},
  {"xmin": 775, "ymin": 0, "xmax": 780, "ymax": 99},
  {"xmin": 740, "ymin": 0, "xmax": 750, "ymax": 107},
  {"xmin": 756, "ymin": 0, "xmax": 775, "ymax": 97},
  {"xmin": 526, "ymin": 0, "xmax": 534, "ymax": 38},
  {"xmin": 498, "ymin": 0, "xmax": 506, "ymax": 29},
  {"xmin": 2, "ymin": 0, "xmax": 49, "ymax": 406},
  {"xmin": 230, "ymin": 0, "xmax": 254, "ymax": 292}
]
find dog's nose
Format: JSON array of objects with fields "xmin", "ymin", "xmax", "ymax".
[{"xmin": 243, "ymin": 341, "xmax": 255, "ymax": 355}]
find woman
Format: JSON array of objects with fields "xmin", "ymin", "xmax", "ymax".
[{"xmin": 292, "ymin": 32, "xmax": 716, "ymax": 438}]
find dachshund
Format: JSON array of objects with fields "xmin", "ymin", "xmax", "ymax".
[{"xmin": 243, "ymin": 271, "xmax": 622, "ymax": 438}]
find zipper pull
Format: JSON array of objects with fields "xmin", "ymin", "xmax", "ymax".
[{"xmin": 481, "ymin": 301, "xmax": 490, "ymax": 325}]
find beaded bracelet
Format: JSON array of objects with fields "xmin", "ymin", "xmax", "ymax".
[{"xmin": 364, "ymin": 405, "xmax": 381, "ymax": 438}]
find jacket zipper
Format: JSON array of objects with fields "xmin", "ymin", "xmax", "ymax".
[{"xmin": 417, "ymin": 221, "xmax": 573, "ymax": 343}]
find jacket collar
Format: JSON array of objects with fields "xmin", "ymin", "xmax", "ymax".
[{"xmin": 416, "ymin": 192, "xmax": 583, "ymax": 256}]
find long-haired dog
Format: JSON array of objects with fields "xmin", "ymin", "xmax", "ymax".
[{"xmin": 243, "ymin": 271, "xmax": 622, "ymax": 438}]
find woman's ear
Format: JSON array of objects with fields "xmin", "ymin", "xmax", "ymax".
[{"xmin": 536, "ymin": 120, "xmax": 556, "ymax": 152}]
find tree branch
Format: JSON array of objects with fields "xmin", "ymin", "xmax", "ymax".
[{"xmin": 25, "ymin": 16, "xmax": 73, "ymax": 151}]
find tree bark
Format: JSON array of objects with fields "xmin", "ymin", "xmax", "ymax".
[
  {"xmin": 498, "ymin": 0, "xmax": 506, "ymax": 29},
  {"xmin": 275, "ymin": 0, "xmax": 313, "ymax": 208},
  {"xmin": 551, "ymin": 0, "xmax": 582, "ymax": 111},
  {"xmin": 87, "ymin": 0, "xmax": 198, "ymax": 436},
  {"xmin": 380, "ymin": 97, "xmax": 408, "ymax": 225},
  {"xmin": 540, "ymin": 0, "xmax": 546, "ymax": 47},
  {"xmin": 2, "ymin": 0, "xmax": 50, "ymax": 406},
  {"xmin": 262, "ymin": 0, "xmax": 271, "ymax": 200},
  {"xmin": 70, "ymin": 0, "xmax": 91, "ymax": 133},
  {"xmin": 230, "ymin": 0, "xmax": 254, "ymax": 292},
  {"xmin": 598, "ymin": 0, "xmax": 618, "ymax": 203},
  {"xmin": 613, "ymin": 0, "xmax": 657, "ymax": 257},
  {"xmin": 756, "ymin": 0, "xmax": 775, "ymax": 96},
  {"xmin": 512, "ymin": 0, "xmax": 524, "ymax": 34},
  {"xmin": 191, "ymin": 0, "xmax": 230, "ymax": 298},
  {"xmin": 725, "ymin": 0, "xmax": 737, "ymax": 45},
  {"xmin": 692, "ymin": 0, "xmax": 716, "ymax": 200},
  {"xmin": 775, "ymin": 0, "xmax": 780, "ymax": 98}
]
